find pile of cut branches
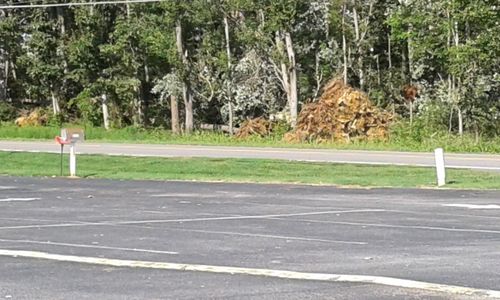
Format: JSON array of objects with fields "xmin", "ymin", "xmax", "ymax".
[
  {"xmin": 15, "ymin": 109, "xmax": 47, "ymax": 127},
  {"xmin": 285, "ymin": 79, "xmax": 392, "ymax": 143},
  {"xmin": 236, "ymin": 117, "xmax": 272, "ymax": 139}
]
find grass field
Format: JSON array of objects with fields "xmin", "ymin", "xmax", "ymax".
[
  {"xmin": 1, "ymin": 151, "xmax": 499, "ymax": 189},
  {"xmin": 1, "ymin": 123, "xmax": 500, "ymax": 154}
]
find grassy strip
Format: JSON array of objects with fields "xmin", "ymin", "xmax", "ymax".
[
  {"xmin": 0, "ymin": 151, "xmax": 499, "ymax": 189},
  {"xmin": 1, "ymin": 123, "xmax": 500, "ymax": 154}
]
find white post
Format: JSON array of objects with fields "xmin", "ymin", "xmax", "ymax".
[
  {"xmin": 69, "ymin": 143, "xmax": 77, "ymax": 177},
  {"xmin": 434, "ymin": 148, "xmax": 446, "ymax": 187}
]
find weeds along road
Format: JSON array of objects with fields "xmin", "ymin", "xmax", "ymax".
[{"xmin": 0, "ymin": 140, "xmax": 499, "ymax": 172}]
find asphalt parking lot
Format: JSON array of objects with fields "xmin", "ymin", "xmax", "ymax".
[{"xmin": 0, "ymin": 176, "xmax": 499, "ymax": 299}]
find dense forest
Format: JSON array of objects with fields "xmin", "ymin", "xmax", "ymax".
[{"xmin": 0, "ymin": 0, "xmax": 498, "ymax": 137}]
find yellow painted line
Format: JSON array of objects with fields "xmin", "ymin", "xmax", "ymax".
[{"xmin": 0, "ymin": 249, "xmax": 499, "ymax": 298}]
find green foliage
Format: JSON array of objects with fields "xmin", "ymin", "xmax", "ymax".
[
  {"xmin": 0, "ymin": 0, "xmax": 497, "ymax": 140},
  {"xmin": 0, "ymin": 102, "xmax": 16, "ymax": 122},
  {"xmin": 46, "ymin": 112, "xmax": 65, "ymax": 127},
  {"xmin": 69, "ymin": 89, "xmax": 102, "ymax": 126}
]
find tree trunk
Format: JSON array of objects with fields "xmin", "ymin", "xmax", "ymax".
[
  {"xmin": 0, "ymin": 8, "xmax": 6, "ymax": 100},
  {"xmin": 314, "ymin": 51, "xmax": 322, "ymax": 98},
  {"xmin": 9, "ymin": 59, "xmax": 16, "ymax": 80},
  {"xmin": 223, "ymin": 15, "xmax": 234, "ymax": 135},
  {"xmin": 176, "ymin": 20, "xmax": 194, "ymax": 134},
  {"xmin": 353, "ymin": 6, "xmax": 364, "ymax": 90},
  {"xmin": 132, "ymin": 85, "xmax": 144, "ymax": 126},
  {"xmin": 358, "ymin": 56, "xmax": 364, "ymax": 90},
  {"xmin": 376, "ymin": 55, "xmax": 381, "ymax": 86},
  {"xmin": 401, "ymin": 43, "xmax": 407, "ymax": 82},
  {"xmin": 388, "ymin": 34, "xmax": 394, "ymax": 115},
  {"xmin": 0, "ymin": 55, "xmax": 6, "ymax": 101},
  {"xmin": 284, "ymin": 32, "xmax": 298, "ymax": 128},
  {"xmin": 56, "ymin": 8, "xmax": 68, "ymax": 76},
  {"xmin": 453, "ymin": 21, "xmax": 463, "ymax": 136},
  {"xmin": 275, "ymin": 31, "xmax": 290, "ymax": 106},
  {"xmin": 457, "ymin": 106, "xmax": 463, "ymax": 136},
  {"xmin": 184, "ymin": 89, "xmax": 194, "ymax": 134},
  {"xmin": 448, "ymin": 105, "xmax": 454, "ymax": 133},
  {"xmin": 408, "ymin": 25, "xmax": 414, "ymax": 84},
  {"xmin": 388, "ymin": 34, "xmax": 392, "ymax": 69},
  {"xmin": 170, "ymin": 95, "xmax": 180, "ymax": 134},
  {"xmin": 342, "ymin": 4, "xmax": 348, "ymax": 84},
  {"xmin": 126, "ymin": 2, "xmax": 131, "ymax": 17},
  {"xmin": 51, "ymin": 90, "xmax": 61, "ymax": 115},
  {"xmin": 55, "ymin": 6, "xmax": 68, "ymax": 114},
  {"xmin": 101, "ymin": 93, "xmax": 110, "ymax": 130}
]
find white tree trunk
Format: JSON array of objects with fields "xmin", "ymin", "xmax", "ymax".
[
  {"xmin": 224, "ymin": 15, "xmax": 234, "ymax": 135},
  {"xmin": 51, "ymin": 90, "xmax": 61, "ymax": 115},
  {"xmin": 458, "ymin": 106, "xmax": 463, "ymax": 136},
  {"xmin": 453, "ymin": 21, "xmax": 463, "ymax": 136},
  {"xmin": 353, "ymin": 6, "xmax": 365, "ymax": 90},
  {"xmin": 314, "ymin": 52, "xmax": 323, "ymax": 98},
  {"xmin": 126, "ymin": 1, "xmax": 131, "ymax": 17},
  {"xmin": 285, "ymin": 32, "xmax": 298, "ymax": 128},
  {"xmin": 275, "ymin": 31, "xmax": 291, "ymax": 106},
  {"xmin": 342, "ymin": 5, "xmax": 348, "ymax": 84},
  {"xmin": 184, "ymin": 90, "xmax": 194, "ymax": 134},
  {"xmin": 408, "ymin": 25, "xmax": 414, "ymax": 84},
  {"xmin": 388, "ymin": 34, "xmax": 395, "ymax": 116},
  {"xmin": 101, "ymin": 93, "xmax": 110, "ymax": 130},
  {"xmin": 176, "ymin": 20, "xmax": 194, "ymax": 134}
]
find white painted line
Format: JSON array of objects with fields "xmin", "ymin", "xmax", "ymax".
[
  {"xmin": 277, "ymin": 218, "xmax": 500, "ymax": 235},
  {"xmin": 0, "ymin": 186, "xmax": 17, "ymax": 190},
  {"xmin": 442, "ymin": 204, "xmax": 500, "ymax": 210},
  {"xmin": 119, "ymin": 209, "xmax": 387, "ymax": 224},
  {"xmin": 0, "ymin": 249, "xmax": 498, "ymax": 298},
  {"xmin": 0, "ymin": 209, "xmax": 386, "ymax": 230},
  {"xmin": 0, "ymin": 198, "xmax": 40, "ymax": 202},
  {"xmin": 386, "ymin": 209, "xmax": 500, "ymax": 221},
  {"xmin": 168, "ymin": 228, "xmax": 366, "ymax": 245},
  {"xmin": 0, "ymin": 238, "xmax": 178, "ymax": 255},
  {"xmin": 151, "ymin": 193, "xmax": 219, "ymax": 198}
]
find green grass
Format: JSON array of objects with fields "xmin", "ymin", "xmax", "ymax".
[
  {"xmin": 1, "ymin": 151, "xmax": 499, "ymax": 189},
  {"xmin": 1, "ymin": 123, "xmax": 500, "ymax": 154}
]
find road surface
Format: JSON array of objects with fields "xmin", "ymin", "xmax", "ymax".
[
  {"xmin": 1, "ymin": 140, "xmax": 500, "ymax": 171},
  {"xmin": 1, "ymin": 177, "xmax": 500, "ymax": 299}
]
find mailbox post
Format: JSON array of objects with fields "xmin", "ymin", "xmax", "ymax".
[{"xmin": 55, "ymin": 128, "xmax": 85, "ymax": 177}]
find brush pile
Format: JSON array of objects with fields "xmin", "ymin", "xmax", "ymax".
[
  {"xmin": 236, "ymin": 117, "xmax": 272, "ymax": 139},
  {"xmin": 284, "ymin": 79, "xmax": 392, "ymax": 143},
  {"xmin": 14, "ymin": 109, "xmax": 47, "ymax": 127}
]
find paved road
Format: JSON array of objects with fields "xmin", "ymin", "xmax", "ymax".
[
  {"xmin": 1, "ymin": 177, "xmax": 500, "ymax": 299},
  {"xmin": 1, "ymin": 140, "xmax": 500, "ymax": 171}
]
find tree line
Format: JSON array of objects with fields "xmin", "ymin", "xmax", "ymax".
[{"xmin": 0, "ymin": 0, "xmax": 498, "ymax": 136}]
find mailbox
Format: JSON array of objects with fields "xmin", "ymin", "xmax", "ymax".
[
  {"xmin": 55, "ymin": 128, "xmax": 85, "ymax": 177},
  {"xmin": 61, "ymin": 128, "xmax": 85, "ymax": 144}
]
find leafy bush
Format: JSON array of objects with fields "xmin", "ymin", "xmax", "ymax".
[{"xmin": 0, "ymin": 102, "xmax": 16, "ymax": 122}]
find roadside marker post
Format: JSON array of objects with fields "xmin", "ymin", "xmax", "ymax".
[
  {"xmin": 55, "ymin": 128, "xmax": 85, "ymax": 177},
  {"xmin": 434, "ymin": 148, "xmax": 446, "ymax": 187}
]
